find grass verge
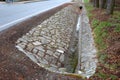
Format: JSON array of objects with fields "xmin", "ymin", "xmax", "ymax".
[{"xmin": 85, "ymin": 2, "xmax": 120, "ymax": 80}]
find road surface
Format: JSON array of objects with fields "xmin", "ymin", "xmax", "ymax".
[{"xmin": 0, "ymin": 0, "xmax": 71, "ymax": 31}]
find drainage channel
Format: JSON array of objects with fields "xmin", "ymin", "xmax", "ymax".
[{"xmin": 16, "ymin": 4, "xmax": 97, "ymax": 79}]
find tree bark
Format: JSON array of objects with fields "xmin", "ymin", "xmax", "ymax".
[
  {"xmin": 95, "ymin": 0, "xmax": 99, "ymax": 8},
  {"xmin": 90, "ymin": 0, "xmax": 93, "ymax": 3},
  {"xmin": 106, "ymin": 0, "xmax": 115, "ymax": 14},
  {"xmin": 99, "ymin": 0, "xmax": 105, "ymax": 8},
  {"xmin": 93, "ymin": 0, "xmax": 95, "ymax": 7},
  {"xmin": 103, "ymin": 0, "xmax": 107, "ymax": 9}
]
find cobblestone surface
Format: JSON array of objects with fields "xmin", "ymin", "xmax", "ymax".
[{"xmin": 16, "ymin": 5, "xmax": 77, "ymax": 73}]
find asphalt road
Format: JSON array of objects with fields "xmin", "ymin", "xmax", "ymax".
[{"xmin": 0, "ymin": 0, "xmax": 71, "ymax": 31}]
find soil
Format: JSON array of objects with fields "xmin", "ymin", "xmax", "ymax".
[{"xmin": 0, "ymin": 4, "xmax": 82, "ymax": 80}]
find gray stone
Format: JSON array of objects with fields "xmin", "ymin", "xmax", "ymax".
[
  {"xmin": 58, "ymin": 47, "xmax": 65, "ymax": 52},
  {"xmin": 17, "ymin": 43, "xmax": 26, "ymax": 49},
  {"xmin": 56, "ymin": 49, "xmax": 64, "ymax": 54},
  {"xmin": 41, "ymin": 37, "xmax": 51, "ymax": 44},
  {"xmin": 59, "ymin": 68, "xmax": 66, "ymax": 72},
  {"xmin": 32, "ymin": 48, "xmax": 38, "ymax": 54},
  {"xmin": 50, "ymin": 42, "xmax": 55, "ymax": 46},
  {"xmin": 59, "ymin": 54, "xmax": 64, "ymax": 62},
  {"xmin": 33, "ymin": 32, "xmax": 39, "ymax": 36},
  {"xmin": 56, "ymin": 39, "xmax": 61, "ymax": 43},
  {"xmin": 45, "ymin": 55, "xmax": 52, "ymax": 62},
  {"xmin": 54, "ymin": 51, "xmax": 60, "ymax": 57},
  {"xmin": 37, "ymin": 51, "xmax": 45, "ymax": 57},
  {"xmin": 33, "ymin": 41, "xmax": 41, "ymax": 46},
  {"xmin": 37, "ymin": 25, "xmax": 42, "ymax": 28},
  {"xmin": 48, "ymin": 67, "xmax": 57, "ymax": 71},
  {"xmin": 18, "ymin": 38, "xmax": 27, "ymax": 43},
  {"xmin": 51, "ymin": 58, "xmax": 57, "ymax": 65},
  {"xmin": 57, "ymin": 62, "xmax": 61, "ymax": 67},
  {"xmin": 46, "ymin": 50, "xmax": 53, "ymax": 55},
  {"xmin": 29, "ymin": 30, "xmax": 34, "ymax": 35},
  {"xmin": 41, "ymin": 31, "xmax": 45, "ymax": 35},
  {"xmin": 40, "ymin": 59, "xmax": 48, "ymax": 65},
  {"xmin": 50, "ymin": 30, "xmax": 55, "ymax": 35},
  {"xmin": 26, "ymin": 43, "xmax": 34, "ymax": 51},
  {"xmin": 43, "ymin": 36, "xmax": 51, "ymax": 40},
  {"xmin": 35, "ymin": 46, "xmax": 45, "ymax": 52}
]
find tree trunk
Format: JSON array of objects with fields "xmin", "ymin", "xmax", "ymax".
[
  {"xmin": 93, "ymin": 0, "xmax": 95, "ymax": 7},
  {"xmin": 90, "ymin": 0, "xmax": 93, "ymax": 3},
  {"xmin": 95, "ymin": 0, "xmax": 99, "ymax": 8},
  {"xmin": 106, "ymin": 0, "xmax": 115, "ymax": 14},
  {"xmin": 103, "ymin": 0, "xmax": 107, "ymax": 8},
  {"xmin": 99, "ymin": 0, "xmax": 104, "ymax": 8}
]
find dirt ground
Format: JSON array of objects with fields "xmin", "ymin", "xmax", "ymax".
[{"xmin": 0, "ymin": 4, "xmax": 82, "ymax": 80}]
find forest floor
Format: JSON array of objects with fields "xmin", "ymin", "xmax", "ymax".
[{"xmin": 85, "ymin": 2, "xmax": 120, "ymax": 80}]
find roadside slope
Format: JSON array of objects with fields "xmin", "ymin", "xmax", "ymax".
[{"xmin": 0, "ymin": 3, "xmax": 82, "ymax": 80}]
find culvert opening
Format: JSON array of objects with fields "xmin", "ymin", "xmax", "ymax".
[{"xmin": 16, "ymin": 5, "xmax": 97, "ymax": 79}]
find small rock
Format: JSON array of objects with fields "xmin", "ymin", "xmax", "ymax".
[
  {"xmin": 37, "ymin": 51, "xmax": 45, "ymax": 57},
  {"xmin": 56, "ymin": 49, "xmax": 64, "ymax": 54},
  {"xmin": 26, "ymin": 43, "xmax": 34, "ymax": 52},
  {"xmin": 54, "ymin": 51, "xmax": 60, "ymax": 57},
  {"xmin": 32, "ymin": 48, "xmax": 38, "ymax": 54},
  {"xmin": 59, "ymin": 68, "xmax": 66, "ymax": 72},
  {"xmin": 33, "ymin": 41, "xmax": 41, "ymax": 46},
  {"xmin": 35, "ymin": 46, "xmax": 45, "ymax": 52},
  {"xmin": 59, "ymin": 54, "xmax": 64, "ymax": 62},
  {"xmin": 46, "ymin": 50, "xmax": 53, "ymax": 55}
]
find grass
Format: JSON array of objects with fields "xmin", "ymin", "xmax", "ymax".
[
  {"xmin": 85, "ymin": 2, "xmax": 120, "ymax": 80},
  {"xmin": 85, "ymin": 3, "xmax": 94, "ymax": 18},
  {"xmin": 92, "ymin": 20, "xmax": 111, "ymax": 50},
  {"xmin": 112, "ymin": 11, "xmax": 120, "ymax": 32},
  {"xmin": 84, "ymin": 0, "xmax": 89, "ymax": 3},
  {"xmin": 114, "ymin": 25, "xmax": 120, "ymax": 32}
]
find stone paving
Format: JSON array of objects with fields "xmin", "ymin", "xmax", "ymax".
[
  {"xmin": 16, "ymin": 5, "xmax": 77, "ymax": 73},
  {"xmin": 16, "ymin": 2, "xmax": 98, "ymax": 79}
]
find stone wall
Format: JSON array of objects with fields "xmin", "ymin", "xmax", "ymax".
[{"xmin": 16, "ymin": 5, "xmax": 78, "ymax": 73}]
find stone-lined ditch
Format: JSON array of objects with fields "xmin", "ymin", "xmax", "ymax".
[{"xmin": 16, "ymin": 5, "xmax": 97, "ymax": 79}]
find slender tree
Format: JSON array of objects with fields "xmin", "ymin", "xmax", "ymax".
[
  {"xmin": 90, "ymin": 0, "xmax": 93, "ymax": 3},
  {"xmin": 99, "ymin": 0, "xmax": 106, "ymax": 8},
  {"xmin": 95, "ymin": 0, "xmax": 99, "ymax": 8},
  {"xmin": 106, "ymin": 0, "xmax": 115, "ymax": 14}
]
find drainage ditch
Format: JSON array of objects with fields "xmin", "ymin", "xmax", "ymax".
[{"xmin": 16, "ymin": 5, "xmax": 97, "ymax": 79}]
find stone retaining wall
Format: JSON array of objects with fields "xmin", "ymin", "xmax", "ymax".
[{"xmin": 16, "ymin": 5, "xmax": 78, "ymax": 73}]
